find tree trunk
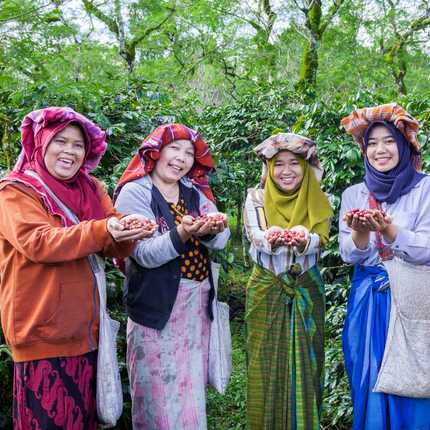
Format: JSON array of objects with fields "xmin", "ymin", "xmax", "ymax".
[
  {"xmin": 117, "ymin": 16, "xmax": 135, "ymax": 74},
  {"xmin": 241, "ymin": 187, "xmax": 250, "ymax": 269},
  {"xmin": 300, "ymin": 38, "xmax": 318, "ymax": 84},
  {"xmin": 236, "ymin": 187, "xmax": 242, "ymax": 236},
  {"xmin": 395, "ymin": 72, "xmax": 407, "ymax": 97}
]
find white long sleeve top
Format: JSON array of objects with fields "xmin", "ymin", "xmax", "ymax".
[
  {"xmin": 244, "ymin": 188, "xmax": 323, "ymax": 275},
  {"xmin": 339, "ymin": 176, "xmax": 430, "ymax": 267}
]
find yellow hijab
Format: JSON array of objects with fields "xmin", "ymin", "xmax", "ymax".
[{"xmin": 264, "ymin": 151, "xmax": 333, "ymax": 249}]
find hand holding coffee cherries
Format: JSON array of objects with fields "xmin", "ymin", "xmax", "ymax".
[
  {"xmin": 265, "ymin": 225, "xmax": 310, "ymax": 251},
  {"xmin": 182, "ymin": 212, "xmax": 229, "ymax": 236},
  {"xmin": 107, "ymin": 214, "xmax": 158, "ymax": 242},
  {"xmin": 343, "ymin": 208, "xmax": 393, "ymax": 232}
]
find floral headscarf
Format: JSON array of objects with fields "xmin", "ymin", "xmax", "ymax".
[{"xmin": 1, "ymin": 107, "xmax": 107, "ymax": 226}]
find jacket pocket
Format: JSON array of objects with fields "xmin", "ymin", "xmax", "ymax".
[{"xmin": 43, "ymin": 278, "xmax": 94, "ymax": 342}]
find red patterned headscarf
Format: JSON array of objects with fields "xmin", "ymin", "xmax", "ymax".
[
  {"xmin": 341, "ymin": 102, "xmax": 422, "ymax": 171},
  {"xmin": 1, "ymin": 107, "xmax": 107, "ymax": 227},
  {"xmin": 113, "ymin": 124, "xmax": 216, "ymax": 204}
]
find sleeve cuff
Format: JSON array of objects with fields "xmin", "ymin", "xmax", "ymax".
[
  {"xmin": 92, "ymin": 219, "xmax": 114, "ymax": 249},
  {"xmin": 199, "ymin": 234, "xmax": 217, "ymax": 242},
  {"xmin": 169, "ymin": 226, "xmax": 190, "ymax": 255}
]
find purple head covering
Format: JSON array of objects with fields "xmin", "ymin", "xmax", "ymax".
[{"xmin": 363, "ymin": 121, "xmax": 426, "ymax": 203}]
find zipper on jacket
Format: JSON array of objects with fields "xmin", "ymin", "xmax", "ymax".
[{"xmin": 88, "ymin": 271, "xmax": 97, "ymax": 350}]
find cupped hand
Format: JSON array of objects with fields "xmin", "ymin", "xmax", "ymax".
[
  {"xmin": 182, "ymin": 212, "xmax": 229, "ymax": 236},
  {"xmin": 107, "ymin": 214, "xmax": 158, "ymax": 242},
  {"xmin": 264, "ymin": 226, "xmax": 286, "ymax": 249},
  {"xmin": 345, "ymin": 210, "xmax": 393, "ymax": 232},
  {"xmin": 359, "ymin": 211, "xmax": 394, "ymax": 232},
  {"xmin": 289, "ymin": 225, "xmax": 310, "ymax": 253}
]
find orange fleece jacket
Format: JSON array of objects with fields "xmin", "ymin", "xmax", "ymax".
[{"xmin": 0, "ymin": 179, "xmax": 136, "ymax": 362}]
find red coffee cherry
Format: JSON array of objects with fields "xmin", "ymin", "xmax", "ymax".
[
  {"xmin": 120, "ymin": 218, "xmax": 154, "ymax": 231},
  {"xmin": 268, "ymin": 229, "xmax": 306, "ymax": 243},
  {"xmin": 191, "ymin": 215, "xmax": 224, "ymax": 225},
  {"xmin": 342, "ymin": 208, "xmax": 387, "ymax": 221}
]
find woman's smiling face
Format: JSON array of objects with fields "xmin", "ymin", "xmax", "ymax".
[
  {"xmin": 272, "ymin": 151, "xmax": 304, "ymax": 191},
  {"xmin": 366, "ymin": 124, "xmax": 399, "ymax": 172},
  {"xmin": 151, "ymin": 139, "xmax": 195, "ymax": 185},
  {"xmin": 44, "ymin": 124, "xmax": 86, "ymax": 180}
]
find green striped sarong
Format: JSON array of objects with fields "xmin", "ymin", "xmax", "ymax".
[{"xmin": 245, "ymin": 263, "xmax": 326, "ymax": 430}]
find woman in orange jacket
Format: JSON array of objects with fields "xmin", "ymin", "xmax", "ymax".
[{"xmin": 0, "ymin": 107, "xmax": 157, "ymax": 429}]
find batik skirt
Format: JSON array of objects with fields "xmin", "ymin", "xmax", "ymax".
[
  {"xmin": 13, "ymin": 350, "xmax": 97, "ymax": 430},
  {"xmin": 245, "ymin": 263, "xmax": 326, "ymax": 430},
  {"xmin": 343, "ymin": 265, "xmax": 430, "ymax": 430},
  {"xmin": 127, "ymin": 277, "xmax": 211, "ymax": 430}
]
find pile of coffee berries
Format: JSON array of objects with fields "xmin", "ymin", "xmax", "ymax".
[
  {"xmin": 268, "ymin": 229, "xmax": 306, "ymax": 242},
  {"xmin": 191, "ymin": 215, "xmax": 225, "ymax": 225},
  {"xmin": 342, "ymin": 208, "xmax": 387, "ymax": 221},
  {"xmin": 120, "ymin": 218, "xmax": 154, "ymax": 231}
]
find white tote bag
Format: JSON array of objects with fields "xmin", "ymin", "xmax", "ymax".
[
  {"xmin": 208, "ymin": 262, "xmax": 233, "ymax": 396},
  {"xmin": 90, "ymin": 254, "xmax": 123, "ymax": 427},
  {"xmin": 23, "ymin": 172, "xmax": 123, "ymax": 426},
  {"xmin": 373, "ymin": 257, "xmax": 430, "ymax": 398}
]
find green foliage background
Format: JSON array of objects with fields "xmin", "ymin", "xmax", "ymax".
[
  {"xmin": 1, "ymin": 80, "xmax": 430, "ymax": 428},
  {"xmin": 1, "ymin": 0, "xmax": 430, "ymax": 423}
]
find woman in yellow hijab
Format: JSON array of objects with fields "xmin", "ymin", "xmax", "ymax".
[{"xmin": 243, "ymin": 133, "xmax": 333, "ymax": 430}]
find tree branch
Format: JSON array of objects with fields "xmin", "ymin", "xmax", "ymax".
[
  {"xmin": 388, "ymin": 11, "xmax": 430, "ymax": 55},
  {"xmin": 128, "ymin": 8, "xmax": 175, "ymax": 50},
  {"xmin": 184, "ymin": 42, "xmax": 226, "ymax": 77},
  {"xmin": 80, "ymin": 0, "xmax": 120, "ymax": 38},
  {"xmin": 0, "ymin": 3, "xmax": 52, "ymax": 22},
  {"xmin": 320, "ymin": 0, "xmax": 347, "ymax": 35}
]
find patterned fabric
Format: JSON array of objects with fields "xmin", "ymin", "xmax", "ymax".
[
  {"xmin": 127, "ymin": 277, "xmax": 211, "ymax": 430},
  {"xmin": 342, "ymin": 265, "xmax": 430, "ymax": 430},
  {"xmin": 1, "ymin": 107, "xmax": 107, "ymax": 227},
  {"xmin": 253, "ymin": 132, "xmax": 324, "ymax": 186},
  {"xmin": 16, "ymin": 107, "xmax": 106, "ymax": 173},
  {"xmin": 168, "ymin": 193, "xmax": 211, "ymax": 281},
  {"xmin": 341, "ymin": 103, "xmax": 422, "ymax": 171},
  {"xmin": 113, "ymin": 124, "xmax": 216, "ymax": 204},
  {"xmin": 368, "ymin": 192, "xmax": 394, "ymax": 261},
  {"xmin": 13, "ymin": 351, "xmax": 97, "ymax": 430},
  {"xmin": 246, "ymin": 263, "xmax": 325, "ymax": 430}
]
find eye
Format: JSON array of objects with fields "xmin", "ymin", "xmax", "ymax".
[
  {"xmin": 56, "ymin": 139, "xmax": 66, "ymax": 144},
  {"xmin": 74, "ymin": 143, "xmax": 84, "ymax": 148},
  {"xmin": 186, "ymin": 151, "xmax": 194, "ymax": 157},
  {"xmin": 367, "ymin": 141, "xmax": 376, "ymax": 146},
  {"xmin": 385, "ymin": 139, "xmax": 395, "ymax": 144}
]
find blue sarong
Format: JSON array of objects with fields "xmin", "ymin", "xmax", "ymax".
[{"xmin": 342, "ymin": 265, "xmax": 430, "ymax": 430}]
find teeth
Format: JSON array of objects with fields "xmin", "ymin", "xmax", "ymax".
[
  {"xmin": 59, "ymin": 158, "xmax": 73, "ymax": 164},
  {"xmin": 170, "ymin": 165, "xmax": 181, "ymax": 171}
]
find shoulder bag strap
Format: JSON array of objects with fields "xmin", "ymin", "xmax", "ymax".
[{"xmin": 24, "ymin": 170, "xmax": 100, "ymax": 273}]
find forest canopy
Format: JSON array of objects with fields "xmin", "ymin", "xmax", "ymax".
[{"xmin": 1, "ymin": 0, "xmax": 430, "ymax": 102}]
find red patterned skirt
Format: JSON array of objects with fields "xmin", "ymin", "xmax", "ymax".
[{"xmin": 13, "ymin": 351, "xmax": 97, "ymax": 430}]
